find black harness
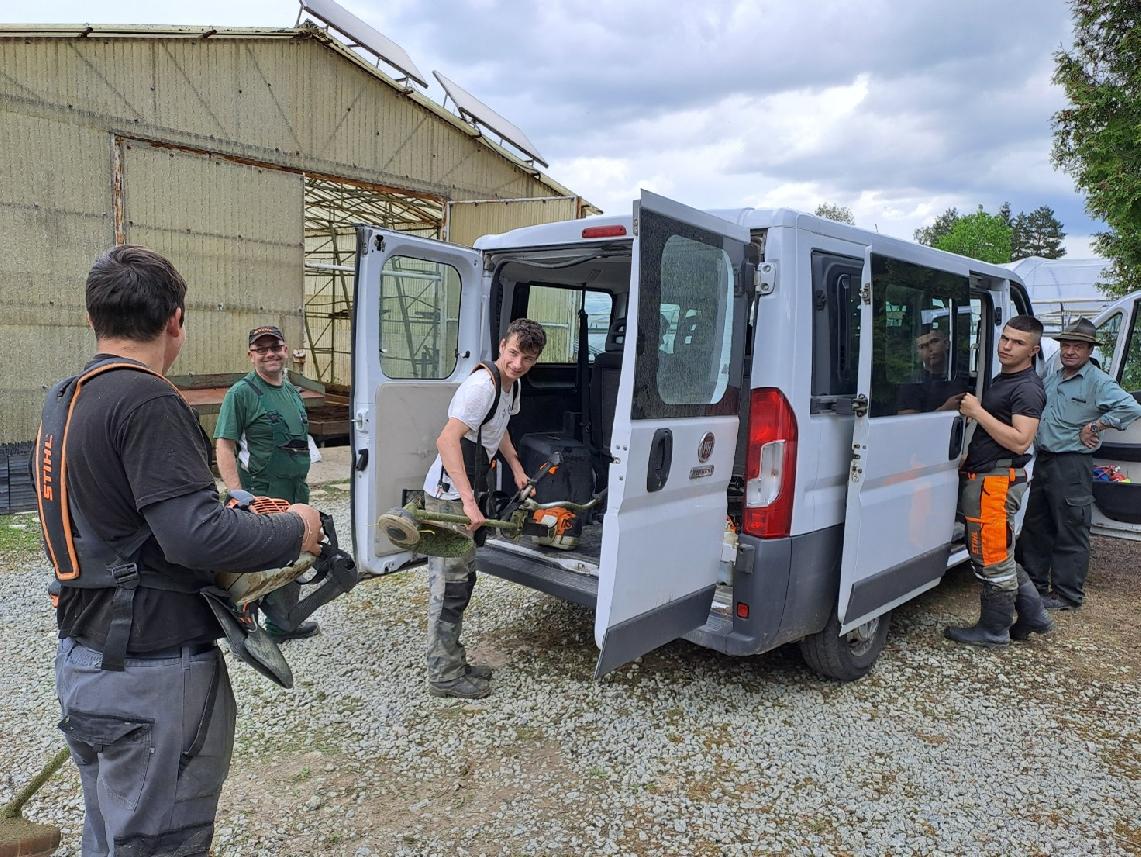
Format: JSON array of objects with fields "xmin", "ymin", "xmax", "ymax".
[
  {"xmin": 452, "ymin": 362, "xmax": 519, "ymax": 505},
  {"xmin": 35, "ymin": 358, "xmax": 214, "ymax": 671}
]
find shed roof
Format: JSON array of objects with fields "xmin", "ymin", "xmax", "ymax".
[{"xmin": 0, "ymin": 22, "xmax": 594, "ymax": 208}]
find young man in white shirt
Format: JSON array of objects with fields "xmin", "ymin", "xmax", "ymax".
[{"xmin": 422, "ymin": 318, "xmax": 546, "ymax": 698}]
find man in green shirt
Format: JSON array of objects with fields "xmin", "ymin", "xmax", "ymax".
[
  {"xmin": 1016, "ymin": 317, "xmax": 1141, "ymax": 610},
  {"xmin": 215, "ymin": 325, "xmax": 318, "ymax": 641}
]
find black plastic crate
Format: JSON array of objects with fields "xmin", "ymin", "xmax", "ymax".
[{"xmin": 1, "ymin": 441, "xmax": 36, "ymax": 515}]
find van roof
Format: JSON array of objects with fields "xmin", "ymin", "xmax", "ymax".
[{"xmin": 475, "ymin": 205, "xmax": 1025, "ymax": 284}]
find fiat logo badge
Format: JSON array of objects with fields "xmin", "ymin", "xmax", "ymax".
[{"xmin": 698, "ymin": 432, "xmax": 715, "ymax": 462}]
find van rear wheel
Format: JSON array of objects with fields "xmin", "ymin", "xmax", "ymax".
[{"xmin": 799, "ymin": 610, "xmax": 890, "ymax": 682}]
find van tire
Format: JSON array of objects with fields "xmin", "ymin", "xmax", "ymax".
[{"xmin": 799, "ymin": 610, "xmax": 891, "ymax": 682}]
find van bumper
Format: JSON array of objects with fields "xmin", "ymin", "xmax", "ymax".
[{"xmin": 683, "ymin": 524, "xmax": 842, "ymax": 657}]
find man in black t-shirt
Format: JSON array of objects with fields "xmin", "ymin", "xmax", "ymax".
[
  {"xmin": 944, "ymin": 314, "xmax": 1053, "ymax": 647},
  {"xmin": 43, "ymin": 247, "xmax": 324, "ymax": 856}
]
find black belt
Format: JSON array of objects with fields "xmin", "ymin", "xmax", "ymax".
[
  {"xmin": 1036, "ymin": 449, "xmax": 1083, "ymax": 459},
  {"xmin": 128, "ymin": 641, "xmax": 217, "ymax": 660}
]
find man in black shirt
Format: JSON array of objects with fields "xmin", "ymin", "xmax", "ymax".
[
  {"xmin": 42, "ymin": 246, "xmax": 323, "ymax": 856},
  {"xmin": 945, "ymin": 314, "xmax": 1053, "ymax": 647}
]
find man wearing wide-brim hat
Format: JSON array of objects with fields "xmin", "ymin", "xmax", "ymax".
[{"xmin": 1015, "ymin": 317, "xmax": 1141, "ymax": 610}]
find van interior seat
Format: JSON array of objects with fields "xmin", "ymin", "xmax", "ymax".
[{"xmin": 589, "ymin": 317, "xmax": 625, "ymax": 454}]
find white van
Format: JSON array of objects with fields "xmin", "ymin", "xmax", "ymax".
[
  {"xmin": 350, "ymin": 192, "xmax": 1034, "ymax": 681},
  {"xmin": 1087, "ymin": 291, "xmax": 1141, "ymax": 541}
]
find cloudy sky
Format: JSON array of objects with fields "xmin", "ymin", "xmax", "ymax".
[{"xmin": 2, "ymin": 1, "xmax": 1099, "ymax": 256}]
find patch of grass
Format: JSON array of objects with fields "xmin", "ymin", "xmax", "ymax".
[
  {"xmin": 289, "ymin": 766, "xmax": 313, "ymax": 783},
  {"xmin": 0, "ymin": 515, "xmax": 43, "ymax": 559}
]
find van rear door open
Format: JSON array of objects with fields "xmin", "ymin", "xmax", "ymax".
[
  {"xmin": 593, "ymin": 191, "xmax": 750, "ymax": 676},
  {"xmin": 837, "ymin": 248, "xmax": 972, "ymax": 633},
  {"xmin": 351, "ymin": 227, "xmax": 484, "ymax": 574}
]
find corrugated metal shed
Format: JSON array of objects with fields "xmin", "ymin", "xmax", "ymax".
[{"xmin": 0, "ymin": 23, "xmax": 597, "ymax": 442}]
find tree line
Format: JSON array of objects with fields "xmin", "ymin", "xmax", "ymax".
[{"xmin": 812, "ymin": 202, "xmax": 1067, "ymax": 265}]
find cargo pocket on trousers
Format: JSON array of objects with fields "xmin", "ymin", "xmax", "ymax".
[
  {"xmin": 59, "ymin": 709, "xmax": 154, "ymax": 809},
  {"xmin": 1065, "ymin": 494, "xmax": 1093, "ymax": 527}
]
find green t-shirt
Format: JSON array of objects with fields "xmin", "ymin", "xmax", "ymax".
[{"xmin": 214, "ymin": 371, "xmax": 309, "ymax": 476}]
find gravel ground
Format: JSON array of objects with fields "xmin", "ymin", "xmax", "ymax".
[{"xmin": 2, "ymin": 483, "xmax": 1140, "ymax": 857}]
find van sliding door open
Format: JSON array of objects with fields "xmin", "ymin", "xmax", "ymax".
[
  {"xmin": 593, "ymin": 191, "xmax": 750, "ymax": 677},
  {"xmin": 352, "ymin": 227, "xmax": 484, "ymax": 574},
  {"xmin": 837, "ymin": 249, "xmax": 972, "ymax": 633}
]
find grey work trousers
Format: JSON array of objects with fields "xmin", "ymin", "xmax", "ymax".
[
  {"xmin": 55, "ymin": 638, "xmax": 236, "ymax": 857},
  {"xmin": 424, "ymin": 495, "xmax": 478, "ymax": 684},
  {"xmin": 1016, "ymin": 450, "xmax": 1094, "ymax": 605}
]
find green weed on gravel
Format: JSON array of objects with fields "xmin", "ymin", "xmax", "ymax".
[{"xmin": 0, "ymin": 514, "xmax": 42, "ymax": 561}]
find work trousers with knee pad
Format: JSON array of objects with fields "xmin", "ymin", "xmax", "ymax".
[
  {"xmin": 1015, "ymin": 450, "xmax": 1094, "ymax": 605},
  {"xmin": 959, "ymin": 466, "xmax": 1029, "ymax": 593},
  {"xmin": 424, "ymin": 495, "xmax": 478, "ymax": 684},
  {"xmin": 55, "ymin": 637, "xmax": 235, "ymax": 857}
]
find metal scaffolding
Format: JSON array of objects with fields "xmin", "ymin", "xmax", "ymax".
[{"xmin": 302, "ymin": 175, "xmax": 444, "ymax": 386}]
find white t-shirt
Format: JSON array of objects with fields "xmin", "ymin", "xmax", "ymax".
[{"xmin": 423, "ymin": 368, "xmax": 520, "ymax": 499}]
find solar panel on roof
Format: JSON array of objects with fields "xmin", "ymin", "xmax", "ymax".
[
  {"xmin": 299, "ymin": 0, "xmax": 428, "ymax": 88},
  {"xmin": 434, "ymin": 70, "xmax": 548, "ymax": 169}
]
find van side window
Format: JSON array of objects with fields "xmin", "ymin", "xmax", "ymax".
[
  {"xmin": 524, "ymin": 285, "xmax": 614, "ymax": 364},
  {"xmin": 811, "ymin": 252, "xmax": 863, "ymax": 397},
  {"xmin": 380, "ymin": 255, "xmax": 462, "ymax": 379},
  {"xmin": 1096, "ymin": 311, "xmax": 1123, "ymax": 372},
  {"xmin": 870, "ymin": 255, "xmax": 970, "ymax": 418},
  {"xmin": 1119, "ymin": 305, "xmax": 1141, "ymax": 392}
]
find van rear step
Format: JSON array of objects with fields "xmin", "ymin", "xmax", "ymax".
[{"xmin": 480, "ymin": 539, "xmax": 598, "ymax": 608}]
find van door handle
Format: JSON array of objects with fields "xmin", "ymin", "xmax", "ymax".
[
  {"xmin": 646, "ymin": 428, "xmax": 673, "ymax": 492},
  {"xmin": 948, "ymin": 416, "xmax": 964, "ymax": 460}
]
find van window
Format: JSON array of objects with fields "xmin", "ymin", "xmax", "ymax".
[
  {"xmin": 523, "ymin": 285, "xmax": 614, "ymax": 364},
  {"xmin": 811, "ymin": 252, "xmax": 863, "ymax": 397},
  {"xmin": 380, "ymin": 255, "xmax": 462, "ymax": 379},
  {"xmin": 1119, "ymin": 306, "xmax": 1141, "ymax": 392},
  {"xmin": 1096, "ymin": 311, "xmax": 1123, "ymax": 370},
  {"xmin": 632, "ymin": 210, "xmax": 740, "ymax": 419},
  {"xmin": 870, "ymin": 255, "xmax": 970, "ymax": 417}
]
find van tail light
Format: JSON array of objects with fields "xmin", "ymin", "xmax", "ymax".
[{"xmin": 742, "ymin": 388, "xmax": 798, "ymax": 539}]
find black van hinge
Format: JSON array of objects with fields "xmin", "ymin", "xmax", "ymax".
[
  {"xmin": 860, "ymin": 283, "xmax": 871, "ymax": 304},
  {"xmin": 851, "ymin": 393, "xmax": 869, "ymax": 418},
  {"xmin": 373, "ymin": 234, "xmax": 384, "ymax": 253}
]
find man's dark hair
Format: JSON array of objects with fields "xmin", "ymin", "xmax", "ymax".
[
  {"xmin": 504, "ymin": 318, "xmax": 547, "ymax": 356},
  {"xmin": 86, "ymin": 245, "xmax": 187, "ymax": 341},
  {"xmin": 1006, "ymin": 313, "xmax": 1044, "ymax": 344}
]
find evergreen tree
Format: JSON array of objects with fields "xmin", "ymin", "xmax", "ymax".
[
  {"xmin": 1053, "ymin": 0, "xmax": 1140, "ymax": 295},
  {"xmin": 1011, "ymin": 205, "xmax": 1067, "ymax": 260}
]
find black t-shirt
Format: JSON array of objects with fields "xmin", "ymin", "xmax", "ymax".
[
  {"xmin": 961, "ymin": 365, "xmax": 1045, "ymax": 473},
  {"xmin": 55, "ymin": 357, "xmax": 225, "ymax": 652}
]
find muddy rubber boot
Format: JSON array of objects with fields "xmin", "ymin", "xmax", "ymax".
[
  {"xmin": 465, "ymin": 663, "xmax": 493, "ymax": 680},
  {"xmin": 429, "ymin": 674, "xmax": 491, "ymax": 699},
  {"xmin": 1010, "ymin": 569, "xmax": 1054, "ymax": 641},
  {"xmin": 944, "ymin": 585, "xmax": 1014, "ymax": 647}
]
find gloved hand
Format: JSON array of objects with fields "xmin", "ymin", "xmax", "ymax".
[{"xmin": 226, "ymin": 488, "xmax": 257, "ymax": 510}]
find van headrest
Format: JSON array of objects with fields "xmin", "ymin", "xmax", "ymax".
[{"xmin": 605, "ymin": 317, "xmax": 626, "ymax": 352}]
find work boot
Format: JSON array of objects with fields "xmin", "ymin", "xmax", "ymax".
[
  {"xmin": 1010, "ymin": 569, "xmax": 1054, "ymax": 641},
  {"xmin": 466, "ymin": 662, "xmax": 493, "ymax": 680},
  {"xmin": 266, "ymin": 619, "xmax": 320, "ymax": 643},
  {"xmin": 944, "ymin": 585, "xmax": 1015, "ymax": 647},
  {"xmin": 429, "ymin": 674, "xmax": 491, "ymax": 700},
  {"xmin": 1041, "ymin": 594, "xmax": 1079, "ymax": 611}
]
